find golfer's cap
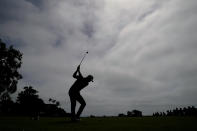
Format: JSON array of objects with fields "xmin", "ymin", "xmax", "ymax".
[{"xmin": 87, "ymin": 75, "xmax": 94, "ymax": 82}]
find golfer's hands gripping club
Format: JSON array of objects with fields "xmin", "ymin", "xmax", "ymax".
[{"xmin": 77, "ymin": 65, "xmax": 80, "ymax": 71}]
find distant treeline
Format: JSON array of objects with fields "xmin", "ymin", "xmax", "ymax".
[{"xmin": 153, "ymin": 106, "xmax": 197, "ymax": 117}]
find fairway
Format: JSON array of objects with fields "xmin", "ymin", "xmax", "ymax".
[{"xmin": 1, "ymin": 116, "xmax": 197, "ymax": 131}]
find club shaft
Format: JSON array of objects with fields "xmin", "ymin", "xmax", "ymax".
[{"xmin": 79, "ymin": 53, "xmax": 87, "ymax": 65}]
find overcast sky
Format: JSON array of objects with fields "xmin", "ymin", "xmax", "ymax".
[{"xmin": 0, "ymin": 0, "xmax": 197, "ymax": 116}]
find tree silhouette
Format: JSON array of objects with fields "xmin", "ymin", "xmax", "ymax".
[
  {"xmin": 127, "ymin": 110, "xmax": 142, "ymax": 117},
  {"xmin": 17, "ymin": 86, "xmax": 44, "ymax": 116},
  {"xmin": 49, "ymin": 98, "xmax": 60, "ymax": 107},
  {"xmin": 45, "ymin": 98, "xmax": 67, "ymax": 117},
  {"xmin": 0, "ymin": 92, "xmax": 14, "ymax": 114},
  {"xmin": 0, "ymin": 39, "xmax": 22, "ymax": 101}
]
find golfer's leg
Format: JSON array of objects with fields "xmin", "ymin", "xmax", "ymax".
[
  {"xmin": 76, "ymin": 95, "xmax": 86, "ymax": 118},
  {"xmin": 70, "ymin": 96, "xmax": 76, "ymax": 119}
]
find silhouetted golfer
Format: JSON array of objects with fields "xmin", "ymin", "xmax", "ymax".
[{"xmin": 69, "ymin": 65, "xmax": 93, "ymax": 121}]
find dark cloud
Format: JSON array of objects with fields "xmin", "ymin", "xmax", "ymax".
[
  {"xmin": 0, "ymin": 0, "xmax": 27, "ymax": 23},
  {"xmin": 81, "ymin": 21, "xmax": 95, "ymax": 38},
  {"xmin": 25, "ymin": 0, "xmax": 44, "ymax": 9}
]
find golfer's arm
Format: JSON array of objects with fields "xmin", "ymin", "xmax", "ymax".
[
  {"xmin": 73, "ymin": 70, "xmax": 78, "ymax": 78},
  {"xmin": 78, "ymin": 70, "xmax": 83, "ymax": 78}
]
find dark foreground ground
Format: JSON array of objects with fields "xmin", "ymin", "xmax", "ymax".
[{"xmin": 0, "ymin": 116, "xmax": 197, "ymax": 131}]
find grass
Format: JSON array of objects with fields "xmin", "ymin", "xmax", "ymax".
[{"xmin": 0, "ymin": 116, "xmax": 197, "ymax": 131}]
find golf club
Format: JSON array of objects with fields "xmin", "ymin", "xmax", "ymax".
[{"xmin": 79, "ymin": 51, "xmax": 88, "ymax": 66}]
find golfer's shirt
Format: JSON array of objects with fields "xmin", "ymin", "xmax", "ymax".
[{"xmin": 69, "ymin": 77, "xmax": 89, "ymax": 93}]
